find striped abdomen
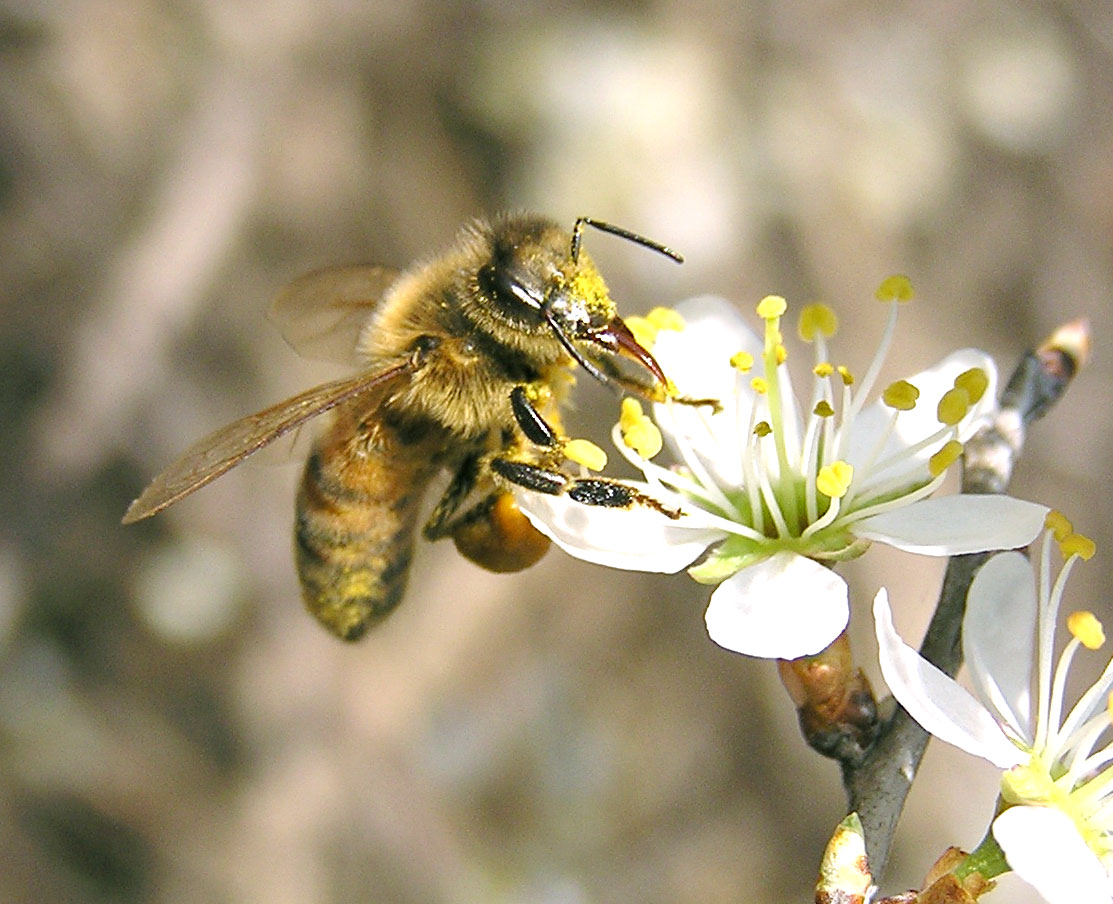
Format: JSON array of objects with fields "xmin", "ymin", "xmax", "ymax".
[{"xmin": 294, "ymin": 406, "xmax": 442, "ymax": 640}]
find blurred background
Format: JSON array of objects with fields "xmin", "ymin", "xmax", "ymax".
[{"xmin": 2, "ymin": 1, "xmax": 1111, "ymax": 901}]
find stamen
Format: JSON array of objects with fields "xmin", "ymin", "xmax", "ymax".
[
  {"xmin": 756, "ymin": 295, "xmax": 787, "ymax": 319},
  {"xmin": 954, "ymin": 367, "xmax": 989, "ymax": 405},
  {"xmin": 751, "ymin": 377, "xmax": 768, "ymax": 394},
  {"xmin": 874, "ymin": 274, "xmax": 915, "ymax": 303},
  {"xmin": 928, "ymin": 440, "xmax": 964, "ymax": 477},
  {"xmin": 798, "ymin": 303, "xmax": 838, "ymax": 341},
  {"xmin": 1062, "ymin": 533, "xmax": 1096, "ymax": 561},
  {"xmin": 1068, "ymin": 611, "xmax": 1105, "ymax": 650},
  {"xmin": 730, "ymin": 350, "xmax": 754, "ymax": 372},
  {"xmin": 564, "ymin": 439, "xmax": 607, "ymax": 471},
  {"xmin": 816, "ymin": 461, "xmax": 853, "ymax": 499},
  {"xmin": 936, "ymin": 387, "xmax": 971, "ymax": 426},
  {"xmin": 1046, "ymin": 511, "xmax": 1074, "ymax": 542},
  {"xmin": 813, "ymin": 400, "xmax": 835, "ymax": 418},
  {"xmin": 646, "ymin": 307, "xmax": 685, "ymax": 331},
  {"xmin": 623, "ymin": 419, "xmax": 663, "ymax": 459},
  {"xmin": 836, "ymin": 365, "xmax": 854, "ymax": 386},
  {"xmin": 814, "ymin": 362, "xmax": 834, "ymax": 377},
  {"xmin": 882, "ymin": 380, "xmax": 920, "ymax": 411}
]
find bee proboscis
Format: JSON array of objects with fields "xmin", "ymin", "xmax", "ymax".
[{"xmin": 124, "ymin": 213, "xmax": 710, "ymax": 640}]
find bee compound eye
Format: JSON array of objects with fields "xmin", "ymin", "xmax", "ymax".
[{"xmin": 477, "ymin": 263, "xmax": 545, "ymax": 327}]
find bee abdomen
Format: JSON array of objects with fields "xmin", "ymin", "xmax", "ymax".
[{"xmin": 294, "ymin": 439, "xmax": 434, "ymax": 641}]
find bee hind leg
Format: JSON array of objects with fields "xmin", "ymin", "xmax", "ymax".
[{"xmin": 422, "ymin": 453, "xmax": 480, "ymax": 541}]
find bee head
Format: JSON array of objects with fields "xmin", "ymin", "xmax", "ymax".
[{"xmin": 475, "ymin": 215, "xmax": 681, "ymax": 390}]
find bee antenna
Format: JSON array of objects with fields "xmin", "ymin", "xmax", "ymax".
[{"xmin": 570, "ymin": 217, "xmax": 684, "ymax": 265}]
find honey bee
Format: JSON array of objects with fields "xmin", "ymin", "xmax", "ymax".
[{"xmin": 123, "ymin": 213, "xmax": 705, "ymax": 640}]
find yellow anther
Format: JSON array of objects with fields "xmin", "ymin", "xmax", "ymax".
[
  {"xmin": 756, "ymin": 295, "xmax": 787, "ymax": 319},
  {"xmin": 954, "ymin": 368, "xmax": 989, "ymax": 405},
  {"xmin": 882, "ymin": 380, "xmax": 920, "ymax": 411},
  {"xmin": 751, "ymin": 376, "xmax": 769, "ymax": 394},
  {"xmin": 936, "ymin": 387, "xmax": 970, "ymax": 426},
  {"xmin": 813, "ymin": 400, "xmax": 835, "ymax": 418},
  {"xmin": 775, "ymin": 343, "xmax": 788, "ymax": 365},
  {"xmin": 664, "ymin": 378, "xmax": 681, "ymax": 398},
  {"xmin": 874, "ymin": 274, "xmax": 915, "ymax": 303},
  {"xmin": 1045, "ymin": 510, "xmax": 1074, "ymax": 542},
  {"xmin": 646, "ymin": 307, "xmax": 685, "ymax": 332},
  {"xmin": 928, "ymin": 439, "xmax": 964, "ymax": 477},
  {"xmin": 730, "ymin": 350, "xmax": 754, "ymax": 372},
  {"xmin": 814, "ymin": 362, "xmax": 834, "ymax": 378},
  {"xmin": 624, "ymin": 316, "xmax": 657, "ymax": 351},
  {"xmin": 816, "ymin": 461, "xmax": 854, "ymax": 499},
  {"xmin": 623, "ymin": 419, "xmax": 663, "ymax": 459},
  {"xmin": 1061, "ymin": 533, "xmax": 1096, "ymax": 562},
  {"xmin": 1067, "ymin": 611, "xmax": 1105, "ymax": 650},
  {"xmin": 620, "ymin": 397, "xmax": 645, "ymax": 431},
  {"xmin": 753, "ymin": 421, "xmax": 772, "ymax": 437},
  {"xmin": 564, "ymin": 438, "xmax": 607, "ymax": 472},
  {"xmin": 836, "ymin": 365, "xmax": 854, "ymax": 386},
  {"xmin": 798, "ymin": 303, "xmax": 839, "ymax": 341}
]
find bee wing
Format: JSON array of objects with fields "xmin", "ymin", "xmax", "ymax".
[
  {"xmin": 268, "ymin": 265, "xmax": 402, "ymax": 364},
  {"xmin": 122, "ymin": 361, "xmax": 412, "ymax": 523}
]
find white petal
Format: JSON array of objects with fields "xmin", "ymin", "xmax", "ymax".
[
  {"xmin": 651, "ymin": 296, "xmax": 759, "ymax": 487},
  {"xmin": 851, "ymin": 495, "xmax": 1049, "ymax": 555},
  {"xmin": 704, "ymin": 552, "xmax": 849, "ymax": 659},
  {"xmin": 845, "ymin": 349, "xmax": 999, "ymax": 487},
  {"xmin": 873, "ymin": 589, "xmax": 1026, "ymax": 768},
  {"xmin": 514, "ymin": 488, "xmax": 727, "ymax": 573},
  {"xmin": 993, "ymin": 806, "xmax": 1112, "ymax": 904},
  {"xmin": 964, "ymin": 552, "xmax": 1036, "ymax": 739},
  {"xmin": 654, "ymin": 296, "xmax": 762, "ymax": 402}
]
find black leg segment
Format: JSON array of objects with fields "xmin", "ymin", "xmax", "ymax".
[{"xmin": 510, "ymin": 386, "xmax": 559, "ymax": 447}]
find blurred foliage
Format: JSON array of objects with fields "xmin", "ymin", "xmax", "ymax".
[{"xmin": 2, "ymin": 1, "xmax": 1112, "ymax": 902}]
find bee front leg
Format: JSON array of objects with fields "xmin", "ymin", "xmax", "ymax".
[{"xmin": 490, "ymin": 458, "xmax": 682, "ymax": 520}]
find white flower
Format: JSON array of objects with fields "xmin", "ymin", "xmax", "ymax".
[
  {"xmin": 874, "ymin": 515, "xmax": 1113, "ymax": 904},
  {"xmin": 517, "ymin": 283, "xmax": 1049, "ymax": 659}
]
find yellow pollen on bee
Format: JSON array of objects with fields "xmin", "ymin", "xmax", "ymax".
[
  {"xmin": 730, "ymin": 350, "xmax": 754, "ymax": 372},
  {"xmin": 1061, "ymin": 533, "xmax": 1096, "ymax": 562},
  {"xmin": 646, "ymin": 307, "xmax": 685, "ymax": 332},
  {"xmin": 1045, "ymin": 510, "xmax": 1074, "ymax": 542},
  {"xmin": 775, "ymin": 343, "xmax": 788, "ymax": 364},
  {"xmin": 1068, "ymin": 611, "xmax": 1105, "ymax": 650},
  {"xmin": 756, "ymin": 295, "xmax": 787, "ymax": 319},
  {"xmin": 954, "ymin": 367, "xmax": 989, "ymax": 405},
  {"xmin": 813, "ymin": 400, "xmax": 835, "ymax": 418},
  {"xmin": 624, "ymin": 316, "xmax": 657, "ymax": 351},
  {"xmin": 798, "ymin": 303, "xmax": 839, "ymax": 341},
  {"xmin": 753, "ymin": 421, "xmax": 772, "ymax": 437},
  {"xmin": 814, "ymin": 362, "xmax": 834, "ymax": 378},
  {"xmin": 564, "ymin": 438, "xmax": 608, "ymax": 472},
  {"xmin": 874, "ymin": 274, "xmax": 915, "ymax": 303},
  {"xmin": 882, "ymin": 380, "xmax": 920, "ymax": 411},
  {"xmin": 751, "ymin": 376, "xmax": 769, "ymax": 394},
  {"xmin": 928, "ymin": 440, "xmax": 964, "ymax": 477},
  {"xmin": 836, "ymin": 365, "xmax": 854, "ymax": 386},
  {"xmin": 816, "ymin": 461, "xmax": 854, "ymax": 499},
  {"xmin": 937, "ymin": 387, "xmax": 971, "ymax": 426}
]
